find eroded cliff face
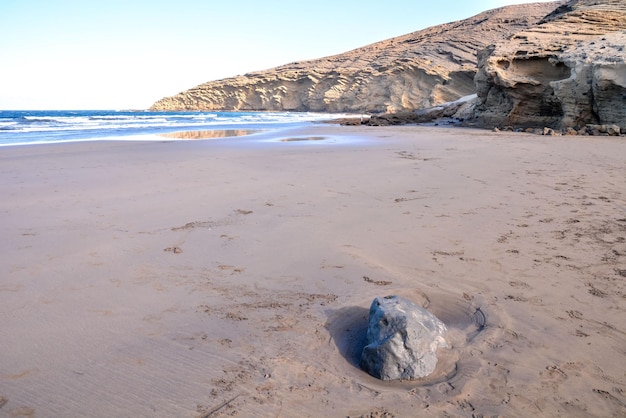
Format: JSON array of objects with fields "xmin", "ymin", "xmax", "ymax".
[
  {"xmin": 150, "ymin": 3, "xmax": 559, "ymax": 113},
  {"xmin": 472, "ymin": 0, "xmax": 626, "ymax": 130}
]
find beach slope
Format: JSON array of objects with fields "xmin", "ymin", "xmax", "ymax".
[{"xmin": 1, "ymin": 126, "xmax": 625, "ymax": 417}]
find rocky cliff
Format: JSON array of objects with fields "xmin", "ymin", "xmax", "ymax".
[
  {"xmin": 150, "ymin": 2, "xmax": 560, "ymax": 113},
  {"xmin": 470, "ymin": 0, "xmax": 626, "ymax": 130}
]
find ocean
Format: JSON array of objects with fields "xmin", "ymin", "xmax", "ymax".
[{"xmin": 0, "ymin": 110, "xmax": 342, "ymax": 146}]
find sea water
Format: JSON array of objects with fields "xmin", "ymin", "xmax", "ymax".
[{"xmin": 0, "ymin": 110, "xmax": 341, "ymax": 146}]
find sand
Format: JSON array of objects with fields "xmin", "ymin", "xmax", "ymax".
[{"xmin": 1, "ymin": 125, "xmax": 625, "ymax": 417}]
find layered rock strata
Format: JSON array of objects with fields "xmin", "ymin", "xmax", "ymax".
[
  {"xmin": 471, "ymin": 0, "xmax": 626, "ymax": 130},
  {"xmin": 150, "ymin": 3, "xmax": 559, "ymax": 113}
]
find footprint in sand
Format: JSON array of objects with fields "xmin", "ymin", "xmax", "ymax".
[
  {"xmin": 540, "ymin": 364, "xmax": 568, "ymax": 390},
  {"xmin": 362, "ymin": 276, "xmax": 392, "ymax": 286},
  {"xmin": 509, "ymin": 280, "xmax": 531, "ymax": 289},
  {"xmin": 217, "ymin": 264, "xmax": 246, "ymax": 275},
  {"xmin": 586, "ymin": 282, "xmax": 608, "ymax": 298},
  {"xmin": 504, "ymin": 294, "xmax": 543, "ymax": 305}
]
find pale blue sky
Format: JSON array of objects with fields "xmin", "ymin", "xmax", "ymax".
[{"xmin": 0, "ymin": 1, "xmax": 558, "ymax": 109}]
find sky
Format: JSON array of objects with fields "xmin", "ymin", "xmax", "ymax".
[{"xmin": 0, "ymin": 1, "xmax": 559, "ymax": 110}]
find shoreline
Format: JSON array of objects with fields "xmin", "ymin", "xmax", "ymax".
[
  {"xmin": 1, "ymin": 125, "xmax": 625, "ymax": 417},
  {"xmin": 0, "ymin": 109, "xmax": 350, "ymax": 148}
]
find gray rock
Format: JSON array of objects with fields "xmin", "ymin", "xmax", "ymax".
[
  {"xmin": 543, "ymin": 127, "xmax": 560, "ymax": 136},
  {"xmin": 598, "ymin": 124, "xmax": 621, "ymax": 136},
  {"xmin": 586, "ymin": 124, "xmax": 622, "ymax": 136},
  {"xmin": 359, "ymin": 295, "xmax": 448, "ymax": 381}
]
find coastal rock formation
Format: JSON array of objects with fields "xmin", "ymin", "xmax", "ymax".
[
  {"xmin": 150, "ymin": 3, "xmax": 559, "ymax": 113},
  {"xmin": 359, "ymin": 295, "xmax": 448, "ymax": 381},
  {"xmin": 470, "ymin": 0, "xmax": 626, "ymax": 130}
]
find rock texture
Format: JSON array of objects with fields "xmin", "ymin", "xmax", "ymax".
[
  {"xmin": 471, "ymin": 0, "xmax": 626, "ymax": 130},
  {"xmin": 359, "ymin": 295, "xmax": 448, "ymax": 381},
  {"xmin": 150, "ymin": 3, "xmax": 559, "ymax": 113}
]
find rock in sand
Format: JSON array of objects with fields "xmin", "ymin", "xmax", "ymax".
[{"xmin": 360, "ymin": 295, "xmax": 448, "ymax": 381}]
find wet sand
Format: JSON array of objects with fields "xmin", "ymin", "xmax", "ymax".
[{"xmin": 0, "ymin": 125, "xmax": 625, "ymax": 417}]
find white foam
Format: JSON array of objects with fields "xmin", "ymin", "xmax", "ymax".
[{"xmin": 0, "ymin": 111, "xmax": 353, "ymax": 146}]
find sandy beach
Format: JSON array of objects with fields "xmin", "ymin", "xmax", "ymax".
[{"xmin": 1, "ymin": 125, "xmax": 625, "ymax": 417}]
